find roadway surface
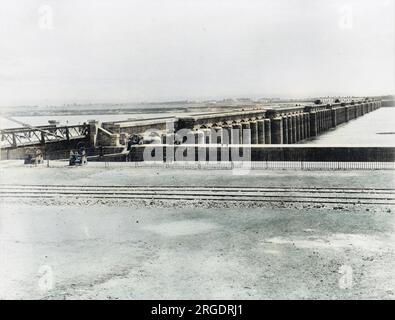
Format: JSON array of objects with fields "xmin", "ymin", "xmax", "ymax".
[{"xmin": 0, "ymin": 162, "xmax": 394, "ymax": 299}]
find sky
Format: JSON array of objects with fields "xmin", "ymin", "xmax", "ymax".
[{"xmin": 0, "ymin": 0, "xmax": 394, "ymax": 106}]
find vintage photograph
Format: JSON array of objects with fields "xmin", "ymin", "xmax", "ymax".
[{"xmin": 0, "ymin": 0, "xmax": 394, "ymax": 302}]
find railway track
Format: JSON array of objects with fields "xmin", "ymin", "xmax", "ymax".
[{"xmin": 0, "ymin": 184, "xmax": 394, "ymax": 205}]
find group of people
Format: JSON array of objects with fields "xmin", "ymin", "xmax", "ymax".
[{"xmin": 69, "ymin": 148, "xmax": 87, "ymax": 166}]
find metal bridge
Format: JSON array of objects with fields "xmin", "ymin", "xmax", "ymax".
[{"xmin": 0, "ymin": 123, "xmax": 89, "ymax": 148}]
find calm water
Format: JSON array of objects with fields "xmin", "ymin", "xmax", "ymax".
[{"xmin": 306, "ymin": 107, "xmax": 395, "ymax": 146}]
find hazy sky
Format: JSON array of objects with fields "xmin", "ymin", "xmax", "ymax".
[{"xmin": 0, "ymin": 0, "xmax": 394, "ymax": 106}]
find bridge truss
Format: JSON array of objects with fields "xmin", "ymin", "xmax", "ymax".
[{"xmin": 0, "ymin": 125, "xmax": 89, "ymax": 148}]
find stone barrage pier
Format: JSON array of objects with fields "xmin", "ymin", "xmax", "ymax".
[
  {"xmin": 159, "ymin": 98, "xmax": 382, "ymax": 146},
  {"xmin": 0, "ymin": 98, "xmax": 383, "ymax": 161},
  {"xmin": 69, "ymin": 98, "xmax": 382, "ymax": 149}
]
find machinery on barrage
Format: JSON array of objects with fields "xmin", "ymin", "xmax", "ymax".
[{"xmin": 127, "ymin": 132, "xmax": 162, "ymax": 150}]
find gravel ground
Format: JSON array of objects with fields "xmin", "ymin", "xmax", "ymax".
[{"xmin": 0, "ymin": 163, "xmax": 394, "ymax": 299}]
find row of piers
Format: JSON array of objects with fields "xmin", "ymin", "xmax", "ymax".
[
  {"xmin": 168, "ymin": 99, "xmax": 382, "ymax": 146},
  {"xmin": 0, "ymin": 98, "xmax": 384, "ymax": 160},
  {"xmin": 79, "ymin": 98, "xmax": 383, "ymax": 148}
]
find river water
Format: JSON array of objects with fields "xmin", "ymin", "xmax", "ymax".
[{"xmin": 306, "ymin": 107, "xmax": 395, "ymax": 146}]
